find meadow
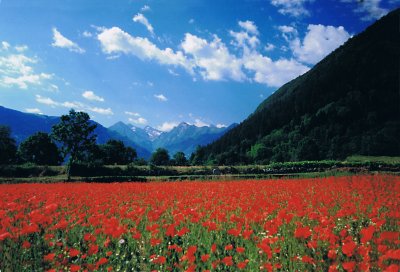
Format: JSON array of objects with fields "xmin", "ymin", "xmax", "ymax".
[{"xmin": 0, "ymin": 175, "xmax": 399, "ymax": 271}]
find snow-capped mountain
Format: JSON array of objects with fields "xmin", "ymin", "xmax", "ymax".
[
  {"xmin": 144, "ymin": 126, "xmax": 163, "ymax": 141},
  {"xmin": 108, "ymin": 121, "xmax": 236, "ymax": 156}
]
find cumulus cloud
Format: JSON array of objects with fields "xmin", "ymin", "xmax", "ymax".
[
  {"xmin": 341, "ymin": 0, "xmax": 389, "ymax": 21},
  {"xmin": 25, "ymin": 108, "xmax": 42, "ymax": 114},
  {"xmin": 82, "ymin": 90, "xmax": 104, "ymax": 102},
  {"xmin": 290, "ymin": 24, "xmax": 351, "ymax": 64},
  {"xmin": 96, "ymin": 21, "xmax": 318, "ymax": 88},
  {"xmin": 0, "ymin": 51, "xmax": 52, "ymax": 89},
  {"xmin": 35, "ymin": 94, "xmax": 113, "ymax": 115},
  {"xmin": 133, "ymin": 13, "xmax": 154, "ymax": 35},
  {"xmin": 270, "ymin": 0, "xmax": 314, "ymax": 17},
  {"xmin": 51, "ymin": 28, "xmax": 85, "ymax": 54},
  {"xmin": 129, "ymin": 117, "xmax": 148, "ymax": 125},
  {"xmin": 97, "ymin": 27, "xmax": 192, "ymax": 72},
  {"xmin": 230, "ymin": 28, "xmax": 260, "ymax": 49},
  {"xmin": 216, "ymin": 123, "xmax": 227, "ymax": 128},
  {"xmin": 238, "ymin": 20, "xmax": 259, "ymax": 35},
  {"xmin": 154, "ymin": 94, "xmax": 168, "ymax": 101},
  {"xmin": 157, "ymin": 121, "xmax": 179, "ymax": 132},
  {"xmin": 181, "ymin": 33, "xmax": 245, "ymax": 81},
  {"xmin": 243, "ymin": 53, "xmax": 309, "ymax": 87}
]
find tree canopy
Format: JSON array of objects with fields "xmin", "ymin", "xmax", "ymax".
[
  {"xmin": 18, "ymin": 132, "xmax": 62, "ymax": 165},
  {"xmin": 150, "ymin": 148, "xmax": 170, "ymax": 166},
  {"xmin": 100, "ymin": 139, "xmax": 137, "ymax": 165},
  {"xmin": 0, "ymin": 125, "xmax": 17, "ymax": 164},
  {"xmin": 51, "ymin": 109, "xmax": 97, "ymax": 180}
]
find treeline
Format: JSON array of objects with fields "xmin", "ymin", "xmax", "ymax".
[{"xmin": 0, "ymin": 109, "xmax": 190, "ymax": 180}]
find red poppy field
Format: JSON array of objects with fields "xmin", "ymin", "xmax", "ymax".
[{"xmin": 1, "ymin": 175, "xmax": 399, "ymax": 271}]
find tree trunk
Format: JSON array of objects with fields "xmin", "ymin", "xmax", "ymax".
[{"xmin": 66, "ymin": 157, "xmax": 73, "ymax": 181}]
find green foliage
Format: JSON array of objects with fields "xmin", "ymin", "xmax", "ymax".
[
  {"xmin": 0, "ymin": 163, "xmax": 60, "ymax": 178},
  {"xmin": 18, "ymin": 132, "xmax": 62, "ymax": 165},
  {"xmin": 51, "ymin": 109, "xmax": 97, "ymax": 180},
  {"xmin": 191, "ymin": 10, "xmax": 400, "ymax": 165},
  {"xmin": 172, "ymin": 151, "xmax": 188, "ymax": 166},
  {"xmin": 99, "ymin": 139, "xmax": 137, "ymax": 165},
  {"xmin": 0, "ymin": 125, "xmax": 17, "ymax": 164},
  {"xmin": 150, "ymin": 148, "xmax": 170, "ymax": 166}
]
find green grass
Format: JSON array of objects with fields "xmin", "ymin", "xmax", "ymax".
[{"xmin": 345, "ymin": 155, "xmax": 400, "ymax": 164}]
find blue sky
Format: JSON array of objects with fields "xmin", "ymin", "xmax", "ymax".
[{"xmin": 0, "ymin": 0, "xmax": 398, "ymax": 131}]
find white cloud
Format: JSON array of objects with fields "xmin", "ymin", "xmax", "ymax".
[
  {"xmin": 238, "ymin": 20, "xmax": 259, "ymax": 35},
  {"xmin": 278, "ymin": 25, "xmax": 297, "ymax": 34},
  {"xmin": 168, "ymin": 69, "xmax": 179, "ymax": 76},
  {"xmin": 82, "ymin": 90, "xmax": 104, "ymax": 102},
  {"xmin": 270, "ymin": 0, "xmax": 314, "ymax": 17},
  {"xmin": 51, "ymin": 28, "xmax": 85, "ymax": 54},
  {"xmin": 133, "ymin": 13, "xmax": 154, "ymax": 35},
  {"xmin": 230, "ymin": 29, "xmax": 259, "ymax": 49},
  {"xmin": 243, "ymin": 53, "xmax": 309, "ymax": 87},
  {"xmin": 125, "ymin": 111, "xmax": 140, "ymax": 117},
  {"xmin": 157, "ymin": 121, "xmax": 179, "ymax": 132},
  {"xmin": 89, "ymin": 106, "xmax": 113, "ymax": 115},
  {"xmin": 15, "ymin": 45, "xmax": 28, "ymax": 52},
  {"xmin": 129, "ymin": 117, "xmax": 148, "ymax": 125},
  {"xmin": 154, "ymin": 94, "xmax": 168, "ymax": 101},
  {"xmin": 216, "ymin": 124, "xmax": 227, "ymax": 128},
  {"xmin": 35, "ymin": 95, "xmax": 58, "ymax": 106},
  {"xmin": 141, "ymin": 5, "xmax": 151, "ymax": 12},
  {"xmin": 341, "ymin": 0, "xmax": 388, "ymax": 21},
  {"xmin": 36, "ymin": 94, "xmax": 113, "ymax": 115},
  {"xmin": 181, "ymin": 33, "xmax": 245, "ymax": 81},
  {"xmin": 265, "ymin": 43, "xmax": 275, "ymax": 51},
  {"xmin": 96, "ymin": 22, "xmax": 315, "ymax": 88},
  {"xmin": 194, "ymin": 119, "xmax": 209, "ymax": 127},
  {"xmin": 1, "ymin": 41, "xmax": 10, "ymax": 50},
  {"xmin": 290, "ymin": 24, "xmax": 351, "ymax": 64},
  {"xmin": 25, "ymin": 108, "xmax": 42, "ymax": 114},
  {"xmin": 0, "ymin": 52, "xmax": 52, "ymax": 89},
  {"xmin": 97, "ymin": 27, "xmax": 192, "ymax": 72},
  {"xmin": 82, "ymin": 31, "xmax": 93, "ymax": 38}
]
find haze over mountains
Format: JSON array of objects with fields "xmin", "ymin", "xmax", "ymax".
[
  {"xmin": 191, "ymin": 8, "xmax": 400, "ymax": 165},
  {"xmin": 0, "ymin": 106, "xmax": 234, "ymax": 159}
]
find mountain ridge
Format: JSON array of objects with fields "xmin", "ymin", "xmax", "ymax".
[{"xmin": 0, "ymin": 105, "xmax": 234, "ymax": 159}]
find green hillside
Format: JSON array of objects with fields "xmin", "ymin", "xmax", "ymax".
[{"xmin": 191, "ymin": 8, "xmax": 400, "ymax": 165}]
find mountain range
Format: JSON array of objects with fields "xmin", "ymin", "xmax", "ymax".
[
  {"xmin": 0, "ymin": 106, "xmax": 234, "ymax": 159},
  {"xmin": 191, "ymin": 8, "xmax": 400, "ymax": 164},
  {"xmin": 109, "ymin": 121, "xmax": 236, "ymax": 156}
]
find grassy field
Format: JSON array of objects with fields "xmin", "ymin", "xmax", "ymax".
[
  {"xmin": 345, "ymin": 155, "xmax": 400, "ymax": 164},
  {"xmin": 0, "ymin": 156, "xmax": 399, "ymax": 183}
]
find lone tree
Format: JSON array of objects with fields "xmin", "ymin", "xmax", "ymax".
[
  {"xmin": 0, "ymin": 125, "xmax": 17, "ymax": 164},
  {"xmin": 150, "ymin": 148, "xmax": 170, "ymax": 166},
  {"xmin": 51, "ymin": 109, "xmax": 97, "ymax": 180},
  {"xmin": 18, "ymin": 132, "xmax": 62, "ymax": 165}
]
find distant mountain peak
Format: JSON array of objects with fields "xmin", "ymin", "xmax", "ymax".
[{"xmin": 144, "ymin": 126, "xmax": 163, "ymax": 141}]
